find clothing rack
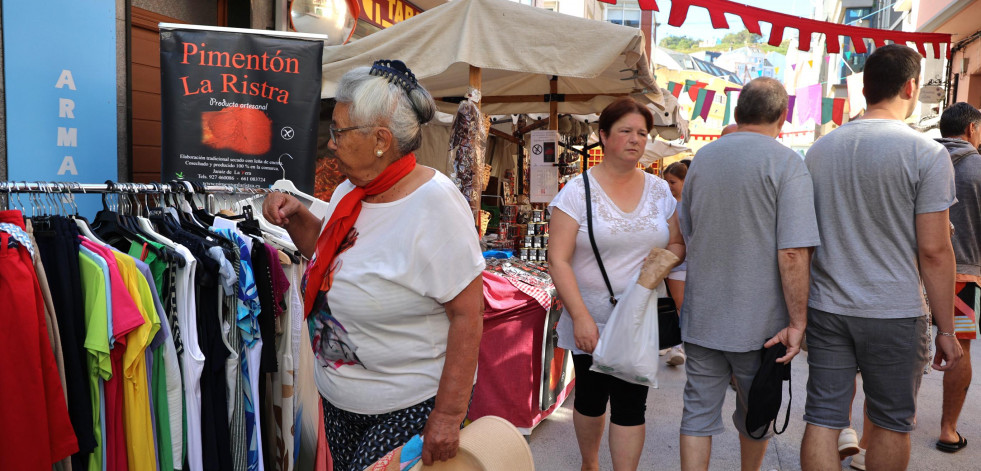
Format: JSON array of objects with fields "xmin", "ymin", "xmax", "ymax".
[{"xmin": 0, "ymin": 181, "xmax": 276, "ymax": 194}]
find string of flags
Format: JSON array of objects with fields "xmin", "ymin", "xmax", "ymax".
[
  {"xmin": 599, "ymin": 0, "xmax": 953, "ymax": 57},
  {"xmin": 666, "ymin": 79, "xmax": 852, "ymax": 127}
]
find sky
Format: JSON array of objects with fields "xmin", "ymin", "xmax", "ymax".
[{"xmin": 653, "ymin": 0, "xmax": 816, "ymax": 44}]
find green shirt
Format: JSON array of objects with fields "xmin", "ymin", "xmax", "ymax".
[{"xmin": 78, "ymin": 251, "xmax": 112, "ymax": 471}]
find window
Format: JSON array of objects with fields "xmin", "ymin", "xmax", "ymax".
[
  {"xmin": 543, "ymin": 0, "xmax": 559, "ymax": 11},
  {"xmin": 838, "ymin": 8, "xmax": 873, "ymax": 84},
  {"xmin": 605, "ymin": 5, "xmax": 640, "ymax": 28}
]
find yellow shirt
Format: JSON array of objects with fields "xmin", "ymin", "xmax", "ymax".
[{"xmin": 113, "ymin": 252, "xmax": 161, "ymax": 471}]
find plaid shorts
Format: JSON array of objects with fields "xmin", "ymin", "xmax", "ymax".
[{"xmin": 955, "ymin": 282, "xmax": 980, "ymax": 340}]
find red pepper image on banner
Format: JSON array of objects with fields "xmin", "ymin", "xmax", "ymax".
[{"xmin": 201, "ymin": 106, "xmax": 272, "ymax": 155}]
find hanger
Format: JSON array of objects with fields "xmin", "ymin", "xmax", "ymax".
[{"xmin": 270, "ymin": 153, "xmax": 330, "ymax": 219}]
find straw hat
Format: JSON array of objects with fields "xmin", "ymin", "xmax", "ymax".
[{"xmin": 409, "ymin": 416, "xmax": 534, "ymax": 471}]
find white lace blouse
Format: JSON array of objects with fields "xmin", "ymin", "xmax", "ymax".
[{"xmin": 547, "ymin": 168, "xmax": 677, "ymax": 355}]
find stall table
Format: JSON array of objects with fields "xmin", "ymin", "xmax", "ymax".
[{"xmin": 468, "ymin": 270, "xmax": 574, "ymax": 434}]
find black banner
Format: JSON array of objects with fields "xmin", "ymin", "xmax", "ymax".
[{"xmin": 160, "ymin": 25, "xmax": 323, "ymax": 192}]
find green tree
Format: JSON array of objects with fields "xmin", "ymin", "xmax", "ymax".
[
  {"xmin": 659, "ymin": 35, "xmax": 699, "ymax": 51},
  {"xmin": 720, "ymin": 29, "xmax": 762, "ymax": 46}
]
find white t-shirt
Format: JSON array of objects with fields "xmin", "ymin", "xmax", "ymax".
[
  {"xmin": 548, "ymin": 169, "xmax": 677, "ymax": 355},
  {"xmin": 312, "ymin": 170, "xmax": 486, "ymax": 414}
]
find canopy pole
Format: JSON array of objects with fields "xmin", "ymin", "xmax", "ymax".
[
  {"xmin": 469, "ymin": 65, "xmax": 482, "ymax": 109},
  {"xmin": 549, "ymin": 75, "xmax": 558, "ymax": 131}
]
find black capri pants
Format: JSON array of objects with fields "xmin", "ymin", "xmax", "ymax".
[{"xmin": 572, "ymin": 354, "xmax": 649, "ymax": 426}]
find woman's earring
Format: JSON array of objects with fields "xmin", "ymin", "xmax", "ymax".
[{"xmin": 375, "ymin": 149, "xmax": 384, "ymax": 157}]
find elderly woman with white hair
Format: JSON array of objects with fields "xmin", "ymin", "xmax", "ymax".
[{"xmin": 262, "ymin": 60, "xmax": 485, "ymax": 470}]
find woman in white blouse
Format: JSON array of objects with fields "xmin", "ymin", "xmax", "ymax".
[
  {"xmin": 262, "ymin": 61, "xmax": 484, "ymax": 471},
  {"xmin": 548, "ymin": 97, "xmax": 686, "ymax": 471}
]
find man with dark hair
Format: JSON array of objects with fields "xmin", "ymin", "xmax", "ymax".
[
  {"xmin": 935, "ymin": 102, "xmax": 981, "ymax": 454},
  {"xmin": 678, "ymin": 77, "xmax": 818, "ymax": 471},
  {"xmin": 800, "ymin": 44, "xmax": 963, "ymax": 470}
]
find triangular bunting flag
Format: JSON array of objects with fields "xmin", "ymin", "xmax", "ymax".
[
  {"xmin": 846, "ymin": 73, "xmax": 866, "ymax": 118},
  {"xmin": 791, "ymin": 63, "xmax": 797, "ymax": 71},
  {"xmin": 775, "ymin": 67, "xmax": 780, "ymax": 75},
  {"xmin": 692, "ymin": 87, "xmax": 708, "ymax": 121},
  {"xmin": 845, "ymin": 51, "xmax": 852, "ymax": 60},
  {"xmin": 808, "ymin": 60, "xmax": 813, "ymax": 68},
  {"xmin": 667, "ymin": 81, "xmax": 683, "ymax": 98},
  {"xmin": 786, "ymin": 95, "xmax": 796, "ymax": 123},
  {"xmin": 832, "ymin": 97, "xmax": 846, "ymax": 125},
  {"xmin": 821, "ymin": 97, "xmax": 834, "ymax": 125},
  {"xmin": 723, "ymin": 90, "xmax": 739, "ymax": 126},
  {"xmin": 797, "ymin": 84, "xmax": 823, "ymax": 125},
  {"xmin": 684, "ymin": 79, "xmax": 698, "ymax": 91},
  {"xmin": 700, "ymin": 90, "xmax": 717, "ymax": 121}
]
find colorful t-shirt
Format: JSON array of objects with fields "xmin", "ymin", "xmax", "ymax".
[
  {"xmin": 78, "ymin": 249, "xmax": 113, "ymax": 471},
  {"xmin": 79, "ymin": 237, "xmax": 145, "ymax": 471},
  {"xmin": 112, "ymin": 250, "xmax": 161, "ymax": 471}
]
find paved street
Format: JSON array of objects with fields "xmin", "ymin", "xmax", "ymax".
[{"xmin": 528, "ymin": 337, "xmax": 981, "ymax": 470}]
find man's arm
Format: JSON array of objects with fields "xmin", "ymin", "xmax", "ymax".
[
  {"xmin": 916, "ymin": 209, "xmax": 963, "ymax": 371},
  {"xmin": 764, "ymin": 246, "xmax": 813, "ymax": 363}
]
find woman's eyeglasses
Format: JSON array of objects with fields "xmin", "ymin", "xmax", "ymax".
[{"xmin": 329, "ymin": 124, "xmax": 372, "ymax": 143}]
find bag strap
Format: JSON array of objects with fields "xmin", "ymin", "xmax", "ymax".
[
  {"xmin": 774, "ymin": 371, "xmax": 791, "ymax": 435},
  {"xmin": 746, "ymin": 366, "xmax": 792, "ymax": 439},
  {"xmin": 583, "ymin": 171, "xmax": 617, "ymax": 306}
]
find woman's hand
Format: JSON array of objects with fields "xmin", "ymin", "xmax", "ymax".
[
  {"xmin": 262, "ymin": 192, "xmax": 303, "ymax": 228},
  {"xmin": 572, "ymin": 314, "xmax": 600, "ymax": 353},
  {"xmin": 421, "ymin": 409, "xmax": 462, "ymax": 465},
  {"xmin": 260, "ymin": 191, "xmax": 320, "ymax": 258}
]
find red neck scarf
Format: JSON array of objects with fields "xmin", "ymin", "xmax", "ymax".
[{"xmin": 304, "ymin": 153, "xmax": 417, "ymax": 317}]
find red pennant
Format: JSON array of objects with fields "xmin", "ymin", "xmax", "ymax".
[
  {"xmin": 832, "ymin": 98, "xmax": 846, "ymax": 126},
  {"xmin": 670, "ymin": 82, "xmax": 683, "ymax": 98},
  {"xmin": 688, "ymin": 82, "xmax": 708, "ymax": 101},
  {"xmin": 637, "ymin": 0, "xmax": 659, "ymax": 11}
]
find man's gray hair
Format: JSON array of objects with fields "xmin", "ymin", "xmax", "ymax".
[
  {"xmin": 335, "ymin": 66, "xmax": 436, "ymax": 156},
  {"xmin": 734, "ymin": 77, "xmax": 788, "ymax": 126}
]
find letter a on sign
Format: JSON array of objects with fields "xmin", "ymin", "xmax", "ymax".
[
  {"xmin": 58, "ymin": 156, "xmax": 78, "ymax": 175},
  {"xmin": 55, "ymin": 70, "xmax": 77, "ymax": 90}
]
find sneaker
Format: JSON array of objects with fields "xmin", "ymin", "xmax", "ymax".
[
  {"xmin": 666, "ymin": 345, "xmax": 686, "ymax": 366},
  {"xmin": 838, "ymin": 428, "xmax": 860, "ymax": 459},
  {"xmin": 849, "ymin": 448, "xmax": 866, "ymax": 470}
]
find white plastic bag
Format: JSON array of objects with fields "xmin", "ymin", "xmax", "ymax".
[{"xmin": 589, "ymin": 275, "xmax": 661, "ymax": 388}]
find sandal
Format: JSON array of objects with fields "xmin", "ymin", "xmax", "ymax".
[{"xmin": 936, "ymin": 432, "xmax": 968, "ymax": 453}]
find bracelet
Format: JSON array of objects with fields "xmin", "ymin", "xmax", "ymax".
[{"xmin": 938, "ymin": 331, "xmax": 957, "ymax": 337}]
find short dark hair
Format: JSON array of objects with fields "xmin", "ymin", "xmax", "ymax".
[
  {"xmin": 598, "ymin": 97, "xmax": 654, "ymax": 149},
  {"xmin": 734, "ymin": 78, "xmax": 787, "ymax": 125},
  {"xmin": 663, "ymin": 161, "xmax": 688, "ymax": 180},
  {"xmin": 940, "ymin": 102, "xmax": 981, "ymax": 138},
  {"xmin": 863, "ymin": 44, "xmax": 922, "ymax": 105}
]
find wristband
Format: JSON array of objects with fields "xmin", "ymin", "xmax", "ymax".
[{"xmin": 938, "ymin": 331, "xmax": 957, "ymax": 337}]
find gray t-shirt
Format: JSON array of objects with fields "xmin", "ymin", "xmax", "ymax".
[
  {"xmin": 806, "ymin": 119, "xmax": 955, "ymax": 318},
  {"xmin": 679, "ymin": 132, "xmax": 820, "ymax": 352}
]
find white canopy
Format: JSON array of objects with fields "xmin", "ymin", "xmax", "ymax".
[{"xmin": 320, "ymin": 0, "xmax": 663, "ymax": 115}]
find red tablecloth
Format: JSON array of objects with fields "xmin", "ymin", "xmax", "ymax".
[{"xmin": 468, "ymin": 271, "xmax": 574, "ymax": 433}]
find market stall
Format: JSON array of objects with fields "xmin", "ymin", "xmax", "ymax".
[{"xmin": 317, "ymin": 0, "xmax": 684, "ymax": 431}]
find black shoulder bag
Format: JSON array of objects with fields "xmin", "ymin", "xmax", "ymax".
[{"xmin": 582, "ymin": 172, "xmax": 683, "ymax": 348}]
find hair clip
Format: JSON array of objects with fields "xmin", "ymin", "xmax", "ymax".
[{"xmin": 369, "ymin": 59, "xmax": 419, "ymax": 93}]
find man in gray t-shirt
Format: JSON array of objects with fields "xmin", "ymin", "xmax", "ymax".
[
  {"xmin": 800, "ymin": 44, "xmax": 963, "ymax": 470},
  {"xmin": 678, "ymin": 77, "xmax": 819, "ymax": 471}
]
